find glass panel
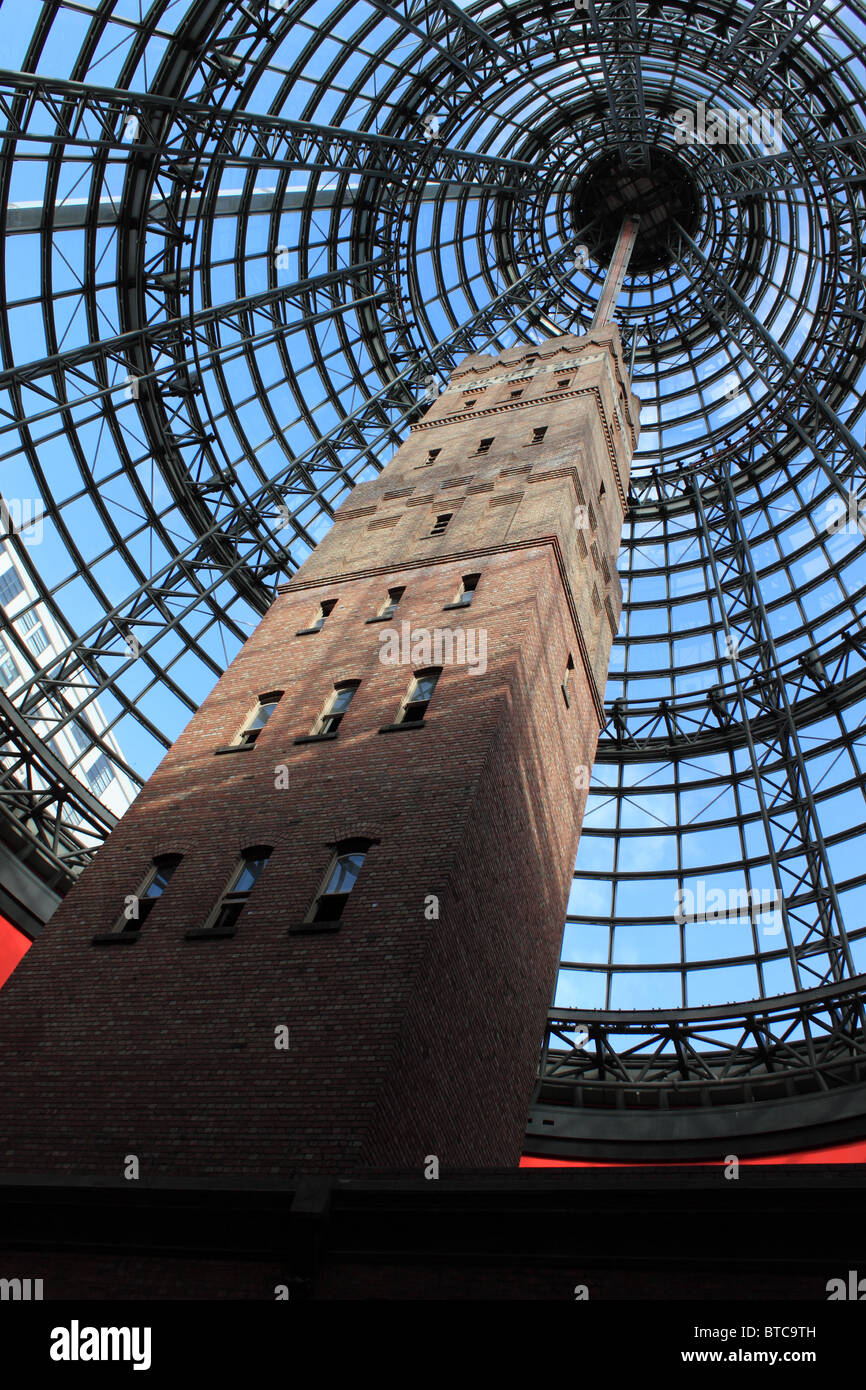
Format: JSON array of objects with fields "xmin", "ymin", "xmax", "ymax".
[
  {"xmin": 412, "ymin": 675, "xmax": 437, "ymax": 701},
  {"xmin": 144, "ymin": 859, "xmax": 179, "ymax": 898},
  {"xmin": 247, "ymin": 700, "xmax": 277, "ymax": 732},
  {"xmin": 234, "ymin": 853, "xmax": 269, "ymax": 894},
  {"xmin": 69, "ymin": 720, "xmax": 91, "ymax": 751},
  {"xmin": 330, "ymin": 686, "xmax": 356, "ymax": 714},
  {"xmin": 0, "ymin": 568, "xmax": 24, "ymax": 604},
  {"xmin": 323, "ymin": 850, "xmax": 366, "ymax": 896},
  {"xmin": 86, "ymin": 753, "xmax": 114, "ymax": 793},
  {"xmin": 0, "ymin": 639, "xmax": 17, "ymax": 685}
]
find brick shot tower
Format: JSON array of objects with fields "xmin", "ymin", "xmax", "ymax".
[{"xmin": 0, "ymin": 326, "xmax": 637, "ymax": 1179}]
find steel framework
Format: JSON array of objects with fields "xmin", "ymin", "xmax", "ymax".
[{"xmin": 1, "ymin": 0, "xmax": 866, "ymax": 1153}]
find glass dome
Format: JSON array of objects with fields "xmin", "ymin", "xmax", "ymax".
[{"xmin": 2, "ymin": 0, "xmax": 865, "ymax": 1150}]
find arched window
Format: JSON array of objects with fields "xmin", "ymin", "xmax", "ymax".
[
  {"xmin": 561, "ymin": 654, "xmax": 575, "ymax": 708},
  {"xmin": 201, "ymin": 846, "xmax": 272, "ymax": 934},
  {"xmin": 397, "ymin": 668, "xmax": 441, "ymax": 725},
  {"xmin": 116, "ymin": 853, "xmax": 182, "ymax": 933},
  {"xmin": 235, "ymin": 692, "xmax": 282, "ymax": 748},
  {"xmin": 307, "ymin": 839, "xmax": 372, "ymax": 923},
  {"xmin": 450, "ymin": 573, "xmax": 479, "ymax": 608},
  {"xmin": 376, "ymin": 587, "xmax": 405, "ymax": 620},
  {"xmin": 297, "ymin": 598, "xmax": 336, "ymax": 635},
  {"xmin": 312, "ymin": 680, "xmax": 359, "ymax": 737}
]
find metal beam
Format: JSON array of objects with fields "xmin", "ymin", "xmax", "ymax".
[
  {"xmin": 9, "ymin": 228, "xmax": 593, "ymax": 732},
  {"xmin": 0, "ymin": 70, "xmax": 533, "ymax": 190},
  {"xmin": 671, "ymin": 219, "xmax": 866, "ymax": 505},
  {"xmin": 591, "ymin": 215, "xmax": 640, "ymax": 327},
  {"xmin": 5, "ymin": 180, "xmax": 472, "ymax": 235},
  {"xmin": 690, "ymin": 458, "xmax": 856, "ymax": 991}
]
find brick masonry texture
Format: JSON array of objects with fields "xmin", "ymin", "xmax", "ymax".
[{"xmin": 0, "ymin": 328, "xmax": 637, "ymax": 1182}]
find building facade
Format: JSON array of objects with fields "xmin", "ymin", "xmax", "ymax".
[
  {"xmin": 0, "ymin": 538, "xmax": 138, "ymax": 982},
  {"xmin": 0, "ymin": 327, "xmax": 637, "ymax": 1180}
]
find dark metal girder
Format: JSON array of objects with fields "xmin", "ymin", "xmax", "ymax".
[
  {"xmin": 690, "ymin": 458, "xmax": 856, "ymax": 991},
  {"xmin": 0, "ymin": 70, "xmax": 533, "ymax": 188}
]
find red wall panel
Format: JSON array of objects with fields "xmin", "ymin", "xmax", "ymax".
[
  {"xmin": 521, "ymin": 1139, "xmax": 866, "ymax": 1167},
  {"xmin": 0, "ymin": 913, "xmax": 31, "ymax": 989}
]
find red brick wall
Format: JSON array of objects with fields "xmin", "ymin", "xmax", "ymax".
[{"xmin": 0, "ymin": 329, "xmax": 636, "ymax": 1181}]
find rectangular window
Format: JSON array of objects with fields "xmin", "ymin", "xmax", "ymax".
[
  {"xmin": 86, "ymin": 752, "xmax": 115, "ymax": 795},
  {"xmin": 430, "ymin": 513, "xmax": 452, "ymax": 536},
  {"xmin": 313, "ymin": 681, "xmax": 359, "ymax": 736},
  {"xmin": 398, "ymin": 669, "xmax": 440, "ymax": 724},
  {"xmin": 424, "ymin": 448, "xmax": 441, "ymax": 465},
  {"xmin": 0, "ymin": 567, "xmax": 24, "ymax": 606},
  {"xmin": 18, "ymin": 609, "xmax": 49, "ymax": 656},
  {"xmin": 475, "ymin": 437, "xmax": 494, "ymax": 454},
  {"xmin": 530, "ymin": 426, "xmax": 548, "ymax": 445},
  {"xmin": 0, "ymin": 637, "xmax": 17, "ymax": 685},
  {"xmin": 25, "ymin": 625, "xmax": 49, "ymax": 655},
  {"xmin": 69, "ymin": 719, "xmax": 92, "ymax": 752},
  {"xmin": 509, "ymin": 390, "xmax": 523, "ymax": 399},
  {"xmin": 556, "ymin": 378, "xmax": 571, "ymax": 389}
]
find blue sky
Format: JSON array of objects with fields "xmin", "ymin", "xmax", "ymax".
[{"xmin": 2, "ymin": 0, "xmax": 865, "ymax": 1018}]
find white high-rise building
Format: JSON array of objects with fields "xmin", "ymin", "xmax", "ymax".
[{"xmin": 0, "ymin": 541, "xmax": 137, "ymax": 823}]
